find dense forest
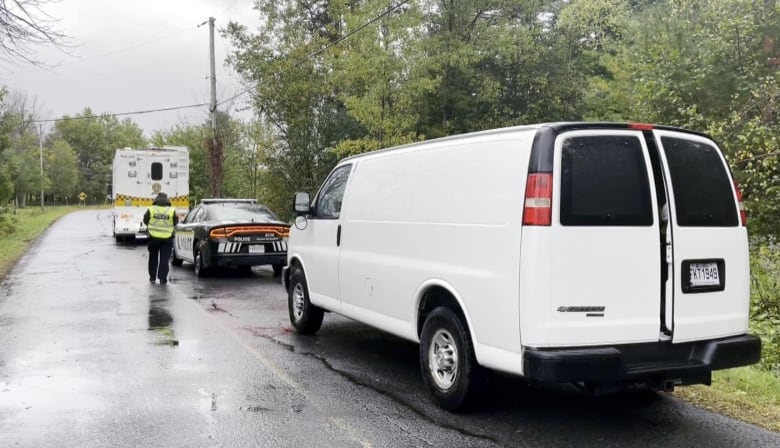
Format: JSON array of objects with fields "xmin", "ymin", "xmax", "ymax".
[{"xmin": 1, "ymin": 0, "xmax": 779, "ymax": 372}]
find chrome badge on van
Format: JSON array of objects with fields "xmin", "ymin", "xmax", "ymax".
[{"xmin": 557, "ymin": 306, "xmax": 605, "ymax": 317}]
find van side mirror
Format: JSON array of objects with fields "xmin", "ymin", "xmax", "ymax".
[{"xmin": 294, "ymin": 192, "xmax": 311, "ymax": 215}]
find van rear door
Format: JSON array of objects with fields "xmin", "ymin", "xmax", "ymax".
[
  {"xmin": 654, "ymin": 130, "xmax": 750, "ymax": 343},
  {"xmin": 543, "ymin": 129, "xmax": 662, "ymax": 346}
]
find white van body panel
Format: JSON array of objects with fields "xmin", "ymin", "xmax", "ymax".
[
  {"xmin": 292, "ymin": 217, "xmax": 344, "ymax": 313},
  {"xmin": 334, "ymin": 130, "xmax": 536, "ymax": 370}
]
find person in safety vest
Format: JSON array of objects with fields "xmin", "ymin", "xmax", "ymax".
[{"xmin": 143, "ymin": 192, "xmax": 179, "ymax": 284}]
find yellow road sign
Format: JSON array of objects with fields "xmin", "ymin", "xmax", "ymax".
[{"xmin": 78, "ymin": 192, "xmax": 87, "ymax": 201}]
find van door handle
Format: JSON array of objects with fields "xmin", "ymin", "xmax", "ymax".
[{"xmin": 336, "ymin": 224, "xmax": 342, "ymax": 246}]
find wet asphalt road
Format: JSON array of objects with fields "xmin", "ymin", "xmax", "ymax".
[{"xmin": 0, "ymin": 210, "xmax": 779, "ymax": 448}]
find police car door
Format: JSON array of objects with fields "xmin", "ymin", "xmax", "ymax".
[
  {"xmin": 175, "ymin": 207, "xmax": 202, "ymax": 263},
  {"xmin": 653, "ymin": 130, "xmax": 750, "ymax": 343}
]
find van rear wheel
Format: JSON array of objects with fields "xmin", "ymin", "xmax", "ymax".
[
  {"xmin": 420, "ymin": 307, "xmax": 481, "ymax": 411},
  {"xmin": 288, "ymin": 267, "xmax": 324, "ymax": 334}
]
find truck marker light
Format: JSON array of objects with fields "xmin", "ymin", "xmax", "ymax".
[{"xmin": 629, "ymin": 122, "xmax": 654, "ymax": 131}]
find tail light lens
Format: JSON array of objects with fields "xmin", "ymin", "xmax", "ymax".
[
  {"xmin": 209, "ymin": 226, "xmax": 290, "ymax": 239},
  {"xmin": 523, "ymin": 173, "xmax": 553, "ymax": 226},
  {"xmin": 209, "ymin": 227, "xmax": 228, "ymax": 238},
  {"xmin": 734, "ymin": 181, "xmax": 747, "ymax": 226}
]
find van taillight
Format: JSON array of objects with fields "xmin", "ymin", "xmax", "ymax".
[
  {"xmin": 734, "ymin": 181, "xmax": 747, "ymax": 226},
  {"xmin": 523, "ymin": 173, "xmax": 552, "ymax": 226}
]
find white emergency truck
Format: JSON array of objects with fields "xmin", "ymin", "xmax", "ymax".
[
  {"xmin": 111, "ymin": 146, "xmax": 190, "ymax": 242},
  {"xmin": 284, "ymin": 122, "xmax": 762, "ymax": 411}
]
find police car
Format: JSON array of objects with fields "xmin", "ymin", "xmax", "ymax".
[{"xmin": 172, "ymin": 199, "xmax": 289, "ymax": 277}]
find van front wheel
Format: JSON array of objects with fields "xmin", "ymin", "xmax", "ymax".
[
  {"xmin": 288, "ymin": 267, "xmax": 324, "ymax": 334},
  {"xmin": 420, "ymin": 307, "xmax": 481, "ymax": 411}
]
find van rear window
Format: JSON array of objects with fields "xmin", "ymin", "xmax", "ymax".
[
  {"xmin": 560, "ymin": 135, "xmax": 653, "ymax": 226},
  {"xmin": 661, "ymin": 137, "xmax": 738, "ymax": 227}
]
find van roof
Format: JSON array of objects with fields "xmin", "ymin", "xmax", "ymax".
[{"xmin": 339, "ymin": 122, "xmax": 712, "ymax": 163}]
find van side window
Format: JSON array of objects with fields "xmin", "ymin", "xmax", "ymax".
[
  {"xmin": 151, "ymin": 162, "xmax": 163, "ymax": 181},
  {"xmin": 660, "ymin": 137, "xmax": 738, "ymax": 227},
  {"xmin": 314, "ymin": 164, "xmax": 352, "ymax": 219},
  {"xmin": 560, "ymin": 135, "xmax": 653, "ymax": 226}
]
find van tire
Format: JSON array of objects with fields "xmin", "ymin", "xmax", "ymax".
[
  {"xmin": 288, "ymin": 267, "xmax": 324, "ymax": 334},
  {"xmin": 420, "ymin": 307, "xmax": 481, "ymax": 411}
]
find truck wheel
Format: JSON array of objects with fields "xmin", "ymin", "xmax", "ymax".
[
  {"xmin": 194, "ymin": 248, "xmax": 208, "ymax": 278},
  {"xmin": 288, "ymin": 267, "xmax": 323, "ymax": 334},
  {"xmin": 171, "ymin": 246, "xmax": 183, "ymax": 267},
  {"xmin": 420, "ymin": 307, "xmax": 482, "ymax": 411}
]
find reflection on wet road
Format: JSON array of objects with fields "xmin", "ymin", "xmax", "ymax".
[{"xmin": 0, "ymin": 209, "xmax": 778, "ymax": 448}]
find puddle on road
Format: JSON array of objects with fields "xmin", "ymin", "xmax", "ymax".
[{"xmin": 148, "ymin": 293, "xmax": 178, "ymax": 346}]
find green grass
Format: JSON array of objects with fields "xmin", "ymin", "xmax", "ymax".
[
  {"xmin": 0, "ymin": 206, "xmax": 778, "ymax": 429},
  {"xmin": 674, "ymin": 367, "xmax": 780, "ymax": 432},
  {"xmin": 0, "ymin": 206, "xmax": 90, "ymax": 280}
]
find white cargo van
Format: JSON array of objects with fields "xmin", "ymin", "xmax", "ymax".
[
  {"xmin": 283, "ymin": 122, "xmax": 761, "ymax": 411},
  {"xmin": 112, "ymin": 146, "xmax": 190, "ymax": 241}
]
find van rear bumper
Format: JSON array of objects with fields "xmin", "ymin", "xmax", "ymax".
[{"xmin": 522, "ymin": 334, "xmax": 761, "ymax": 384}]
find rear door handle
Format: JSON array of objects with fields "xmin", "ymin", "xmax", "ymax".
[{"xmin": 336, "ymin": 224, "xmax": 342, "ymax": 246}]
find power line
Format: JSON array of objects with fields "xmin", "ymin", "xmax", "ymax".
[
  {"xmin": 218, "ymin": 0, "xmax": 411, "ymax": 107},
  {"xmin": 32, "ymin": 102, "xmax": 209, "ymax": 124},
  {"xmin": 29, "ymin": 0, "xmax": 411, "ymax": 125},
  {"xmin": 58, "ymin": 25, "xmax": 201, "ymax": 68}
]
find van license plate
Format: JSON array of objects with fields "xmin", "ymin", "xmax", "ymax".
[
  {"xmin": 689, "ymin": 262, "xmax": 719, "ymax": 287},
  {"xmin": 248, "ymin": 245, "xmax": 265, "ymax": 254}
]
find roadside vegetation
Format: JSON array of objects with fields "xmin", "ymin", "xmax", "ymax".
[
  {"xmin": 0, "ymin": 207, "xmax": 88, "ymax": 279},
  {"xmin": 1, "ymin": 0, "xmax": 779, "ymax": 431}
]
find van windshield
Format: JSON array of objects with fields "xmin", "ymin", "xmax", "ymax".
[{"xmin": 661, "ymin": 137, "xmax": 738, "ymax": 227}]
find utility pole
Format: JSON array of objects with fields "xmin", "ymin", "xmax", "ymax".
[
  {"xmin": 39, "ymin": 123, "xmax": 44, "ymax": 210},
  {"xmin": 207, "ymin": 16, "xmax": 222, "ymax": 197}
]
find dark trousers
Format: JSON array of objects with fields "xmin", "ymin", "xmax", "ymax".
[{"xmin": 148, "ymin": 237, "xmax": 173, "ymax": 282}]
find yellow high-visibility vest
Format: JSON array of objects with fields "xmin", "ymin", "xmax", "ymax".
[{"xmin": 147, "ymin": 205, "xmax": 175, "ymax": 239}]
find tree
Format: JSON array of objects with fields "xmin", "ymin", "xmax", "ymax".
[
  {"xmin": 150, "ymin": 123, "xmax": 208, "ymax": 203},
  {"xmin": 0, "ymin": 89, "xmax": 45, "ymax": 206},
  {"xmin": 326, "ymin": 0, "xmax": 425, "ymax": 156},
  {"xmin": 45, "ymin": 137, "xmax": 78, "ymax": 202},
  {"xmin": 2, "ymin": 129, "xmax": 39, "ymax": 207},
  {"xmin": 0, "ymin": 0, "xmax": 69, "ymax": 65},
  {"xmin": 55, "ymin": 108, "xmax": 145, "ymax": 202},
  {"xmin": 224, "ymin": 0, "xmax": 357, "ymax": 203}
]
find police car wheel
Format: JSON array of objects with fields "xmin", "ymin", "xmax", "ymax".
[
  {"xmin": 194, "ymin": 248, "xmax": 208, "ymax": 278},
  {"xmin": 171, "ymin": 246, "xmax": 183, "ymax": 267}
]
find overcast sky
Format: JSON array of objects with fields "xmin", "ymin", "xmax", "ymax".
[{"xmin": 3, "ymin": 0, "xmax": 259, "ymax": 136}]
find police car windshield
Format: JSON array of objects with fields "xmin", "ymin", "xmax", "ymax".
[{"xmin": 209, "ymin": 205, "xmax": 279, "ymax": 222}]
